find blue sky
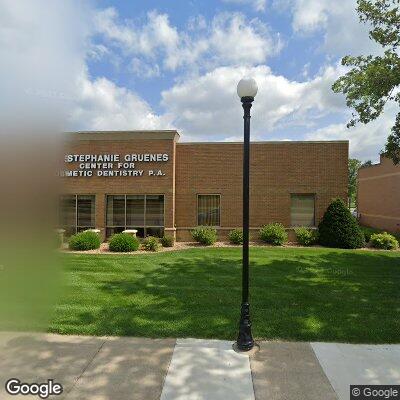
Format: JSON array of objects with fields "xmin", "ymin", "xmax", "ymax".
[{"xmin": 1, "ymin": 0, "xmax": 396, "ymax": 161}]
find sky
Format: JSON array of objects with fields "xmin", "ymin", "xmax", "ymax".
[{"xmin": 0, "ymin": 0, "xmax": 396, "ymax": 161}]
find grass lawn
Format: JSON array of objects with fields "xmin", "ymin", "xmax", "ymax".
[{"xmin": 50, "ymin": 247, "xmax": 400, "ymax": 343}]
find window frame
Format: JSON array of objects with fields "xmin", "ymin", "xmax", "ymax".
[
  {"xmin": 290, "ymin": 193, "xmax": 316, "ymax": 227},
  {"xmin": 59, "ymin": 194, "xmax": 96, "ymax": 234},
  {"xmin": 105, "ymin": 194, "xmax": 165, "ymax": 237},
  {"xmin": 196, "ymin": 193, "xmax": 221, "ymax": 227}
]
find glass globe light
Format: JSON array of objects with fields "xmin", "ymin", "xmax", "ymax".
[{"xmin": 237, "ymin": 77, "xmax": 258, "ymax": 99}]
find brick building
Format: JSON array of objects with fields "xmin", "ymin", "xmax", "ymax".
[
  {"xmin": 358, "ymin": 156, "xmax": 400, "ymax": 233},
  {"xmin": 59, "ymin": 131, "xmax": 348, "ymax": 241}
]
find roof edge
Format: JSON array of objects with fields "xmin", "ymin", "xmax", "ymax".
[
  {"xmin": 176, "ymin": 140, "xmax": 349, "ymax": 145},
  {"xmin": 64, "ymin": 130, "xmax": 180, "ymax": 141}
]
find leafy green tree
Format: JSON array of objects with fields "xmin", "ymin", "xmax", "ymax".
[
  {"xmin": 332, "ymin": 0, "xmax": 400, "ymax": 164},
  {"xmin": 361, "ymin": 160, "xmax": 373, "ymax": 167},
  {"xmin": 348, "ymin": 158, "xmax": 362, "ymax": 207}
]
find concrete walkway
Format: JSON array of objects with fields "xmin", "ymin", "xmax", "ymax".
[
  {"xmin": 312, "ymin": 343, "xmax": 400, "ymax": 400},
  {"xmin": 0, "ymin": 332, "xmax": 399, "ymax": 399}
]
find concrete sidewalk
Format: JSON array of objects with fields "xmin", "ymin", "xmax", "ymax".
[{"xmin": 0, "ymin": 333, "xmax": 399, "ymax": 400}]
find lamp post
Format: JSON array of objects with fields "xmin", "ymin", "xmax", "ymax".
[{"xmin": 236, "ymin": 77, "xmax": 258, "ymax": 352}]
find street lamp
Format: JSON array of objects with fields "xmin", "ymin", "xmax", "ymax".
[{"xmin": 236, "ymin": 77, "xmax": 258, "ymax": 352}]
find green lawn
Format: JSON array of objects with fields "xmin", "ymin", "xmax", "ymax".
[{"xmin": 50, "ymin": 247, "xmax": 400, "ymax": 343}]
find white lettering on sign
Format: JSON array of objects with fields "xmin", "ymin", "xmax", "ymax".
[{"xmin": 59, "ymin": 153, "xmax": 168, "ymax": 178}]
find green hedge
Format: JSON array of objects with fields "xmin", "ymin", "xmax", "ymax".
[
  {"xmin": 259, "ymin": 223, "xmax": 288, "ymax": 246},
  {"xmin": 370, "ymin": 232, "xmax": 399, "ymax": 250},
  {"xmin": 318, "ymin": 199, "xmax": 365, "ymax": 249},
  {"xmin": 294, "ymin": 227, "xmax": 318, "ymax": 246},
  {"xmin": 160, "ymin": 236, "xmax": 174, "ymax": 247},
  {"xmin": 228, "ymin": 229, "xmax": 243, "ymax": 245},
  {"xmin": 109, "ymin": 233, "xmax": 139, "ymax": 252},
  {"xmin": 191, "ymin": 226, "xmax": 217, "ymax": 246},
  {"xmin": 143, "ymin": 236, "xmax": 161, "ymax": 251},
  {"xmin": 360, "ymin": 225, "xmax": 400, "ymax": 243},
  {"xmin": 69, "ymin": 231, "xmax": 101, "ymax": 251}
]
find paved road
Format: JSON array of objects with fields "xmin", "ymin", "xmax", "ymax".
[{"xmin": 0, "ymin": 333, "xmax": 399, "ymax": 399}]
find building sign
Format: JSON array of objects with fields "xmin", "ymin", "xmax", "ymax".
[{"xmin": 58, "ymin": 153, "xmax": 169, "ymax": 178}]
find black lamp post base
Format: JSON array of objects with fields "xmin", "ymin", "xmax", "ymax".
[
  {"xmin": 232, "ymin": 342, "xmax": 260, "ymax": 355},
  {"xmin": 236, "ymin": 302, "xmax": 254, "ymax": 351}
]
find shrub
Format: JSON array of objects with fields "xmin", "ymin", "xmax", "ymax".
[
  {"xmin": 191, "ymin": 226, "xmax": 217, "ymax": 246},
  {"xmin": 259, "ymin": 223, "xmax": 288, "ymax": 246},
  {"xmin": 69, "ymin": 231, "xmax": 101, "ymax": 251},
  {"xmin": 228, "ymin": 229, "xmax": 243, "ymax": 245},
  {"xmin": 318, "ymin": 198, "xmax": 365, "ymax": 249},
  {"xmin": 360, "ymin": 226, "xmax": 382, "ymax": 243},
  {"xmin": 160, "ymin": 235, "xmax": 174, "ymax": 247},
  {"xmin": 109, "ymin": 233, "xmax": 139, "ymax": 252},
  {"xmin": 370, "ymin": 232, "xmax": 399, "ymax": 250},
  {"xmin": 143, "ymin": 236, "xmax": 160, "ymax": 251},
  {"xmin": 294, "ymin": 227, "xmax": 318, "ymax": 246}
]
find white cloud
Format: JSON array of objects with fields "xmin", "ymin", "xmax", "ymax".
[
  {"xmin": 279, "ymin": 0, "xmax": 330, "ymax": 33},
  {"xmin": 130, "ymin": 58, "xmax": 161, "ymax": 78},
  {"xmin": 305, "ymin": 104, "xmax": 397, "ymax": 162},
  {"xmin": 222, "ymin": 0, "xmax": 267, "ymax": 12},
  {"xmin": 94, "ymin": 8, "xmax": 281, "ymax": 72},
  {"xmin": 161, "ymin": 64, "xmax": 345, "ymax": 141},
  {"xmin": 94, "ymin": 8, "xmax": 180, "ymax": 62},
  {"xmin": 273, "ymin": 0, "xmax": 380, "ymax": 55},
  {"xmin": 69, "ymin": 70, "xmax": 172, "ymax": 131},
  {"xmin": 208, "ymin": 13, "xmax": 282, "ymax": 66},
  {"xmin": 162, "ymin": 62, "xmax": 393, "ymax": 161}
]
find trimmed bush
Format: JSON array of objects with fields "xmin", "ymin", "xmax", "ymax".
[
  {"xmin": 109, "ymin": 233, "xmax": 139, "ymax": 252},
  {"xmin": 294, "ymin": 227, "xmax": 318, "ymax": 246},
  {"xmin": 143, "ymin": 236, "xmax": 160, "ymax": 251},
  {"xmin": 259, "ymin": 223, "xmax": 288, "ymax": 246},
  {"xmin": 318, "ymin": 198, "xmax": 365, "ymax": 249},
  {"xmin": 191, "ymin": 226, "xmax": 217, "ymax": 246},
  {"xmin": 370, "ymin": 232, "xmax": 399, "ymax": 250},
  {"xmin": 228, "ymin": 229, "xmax": 243, "ymax": 245},
  {"xmin": 69, "ymin": 231, "xmax": 101, "ymax": 251},
  {"xmin": 160, "ymin": 235, "xmax": 174, "ymax": 247}
]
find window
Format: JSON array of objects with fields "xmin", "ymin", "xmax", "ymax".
[
  {"xmin": 197, "ymin": 195, "xmax": 220, "ymax": 226},
  {"xmin": 291, "ymin": 194, "xmax": 315, "ymax": 227},
  {"xmin": 106, "ymin": 195, "xmax": 164, "ymax": 238},
  {"xmin": 59, "ymin": 195, "xmax": 95, "ymax": 235},
  {"xmin": 106, "ymin": 195, "xmax": 126, "ymax": 236}
]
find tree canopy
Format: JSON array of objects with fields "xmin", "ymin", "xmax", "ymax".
[{"xmin": 332, "ymin": 0, "xmax": 400, "ymax": 164}]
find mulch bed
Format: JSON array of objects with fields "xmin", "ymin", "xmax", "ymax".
[{"xmin": 61, "ymin": 241, "xmax": 395, "ymax": 254}]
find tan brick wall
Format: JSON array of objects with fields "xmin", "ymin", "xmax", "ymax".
[
  {"xmin": 60, "ymin": 132, "xmax": 348, "ymax": 242},
  {"xmin": 175, "ymin": 141, "xmax": 348, "ymax": 240},
  {"xmin": 358, "ymin": 156, "xmax": 400, "ymax": 233},
  {"xmin": 60, "ymin": 132, "xmax": 177, "ymax": 239}
]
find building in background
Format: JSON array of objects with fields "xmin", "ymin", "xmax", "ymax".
[
  {"xmin": 59, "ymin": 131, "xmax": 348, "ymax": 241},
  {"xmin": 358, "ymin": 155, "xmax": 400, "ymax": 233}
]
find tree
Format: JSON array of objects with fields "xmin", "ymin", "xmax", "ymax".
[
  {"xmin": 348, "ymin": 158, "xmax": 362, "ymax": 208},
  {"xmin": 348, "ymin": 158, "xmax": 373, "ymax": 207},
  {"xmin": 318, "ymin": 198, "xmax": 365, "ymax": 249},
  {"xmin": 332, "ymin": 0, "xmax": 400, "ymax": 165},
  {"xmin": 361, "ymin": 160, "xmax": 373, "ymax": 167}
]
